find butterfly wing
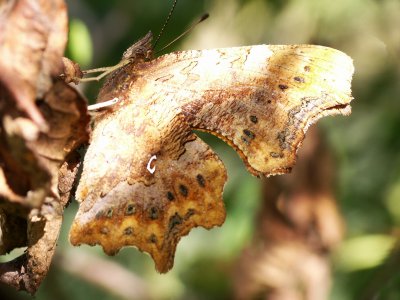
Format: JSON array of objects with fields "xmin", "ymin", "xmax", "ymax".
[
  {"xmin": 70, "ymin": 93, "xmax": 226, "ymax": 273},
  {"xmin": 70, "ymin": 44, "xmax": 353, "ymax": 272},
  {"xmin": 139, "ymin": 45, "xmax": 353, "ymax": 175}
]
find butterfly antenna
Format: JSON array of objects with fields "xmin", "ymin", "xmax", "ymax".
[
  {"xmin": 153, "ymin": 0, "xmax": 178, "ymax": 50},
  {"xmin": 155, "ymin": 13, "xmax": 209, "ymax": 55}
]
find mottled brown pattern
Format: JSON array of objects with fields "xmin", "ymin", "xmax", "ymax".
[{"xmin": 70, "ymin": 36, "xmax": 354, "ymax": 273}]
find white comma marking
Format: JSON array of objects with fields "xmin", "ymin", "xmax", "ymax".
[{"xmin": 147, "ymin": 155, "xmax": 157, "ymax": 174}]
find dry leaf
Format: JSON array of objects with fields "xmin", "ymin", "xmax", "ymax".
[
  {"xmin": 0, "ymin": 81, "xmax": 89, "ymax": 293},
  {"xmin": 70, "ymin": 33, "xmax": 354, "ymax": 273},
  {"xmin": 0, "ymin": 0, "xmax": 91, "ymax": 294},
  {"xmin": 0, "ymin": 0, "xmax": 68, "ymax": 129},
  {"xmin": 0, "ymin": 80, "xmax": 89, "ymax": 210}
]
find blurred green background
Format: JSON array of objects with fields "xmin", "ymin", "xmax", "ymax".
[{"xmin": 2, "ymin": 0, "xmax": 400, "ymax": 299}]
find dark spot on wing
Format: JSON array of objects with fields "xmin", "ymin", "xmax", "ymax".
[
  {"xmin": 294, "ymin": 76, "xmax": 305, "ymax": 83},
  {"xmin": 167, "ymin": 191, "xmax": 175, "ymax": 201},
  {"xmin": 125, "ymin": 204, "xmax": 136, "ymax": 215},
  {"xmin": 179, "ymin": 184, "xmax": 188, "ymax": 197},
  {"xmin": 149, "ymin": 207, "xmax": 158, "ymax": 220},
  {"xmin": 149, "ymin": 234, "xmax": 157, "ymax": 244},
  {"xmin": 196, "ymin": 174, "xmax": 206, "ymax": 187},
  {"xmin": 169, "ymin": 213, "xmax": 183, "ymax": 231},
  {"xmin": 124, "ymin": 227, "xmax": 133, "ymax": 235},
  {"xmin": 250, "ymin": 115, "xmax": 258, "ymax": 124},
  {"xmin": 243, "ymin": 129, "xmax": 255, "ymax": 139},
  {"xmin": 185, "ymin": 209, "xmax": 195, "ymax": 219}
]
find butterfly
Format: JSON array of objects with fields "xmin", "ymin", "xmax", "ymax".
[{"xmin": 69, "ymin": 31, "xmax": 354, "ymax": 273}]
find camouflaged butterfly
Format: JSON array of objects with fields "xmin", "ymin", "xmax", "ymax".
[{"xmin": 69, "ymin": 32, "xmax": 354, "ymax": 273}]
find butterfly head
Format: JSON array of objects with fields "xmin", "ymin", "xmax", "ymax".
[{"xmin": 122, "ymin": 31, "xmax": 154, "ymax": 62}]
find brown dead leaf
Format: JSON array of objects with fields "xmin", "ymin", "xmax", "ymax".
[
  {"xmin": 0, "ymin": 0, "xmax": 90, "ymax": 294},
  {"xmin": 70, "ymin": 34, "xmax": 354, "ymax": 273},
  {"xmin": 0, "ymin": 81, "xmax": 89, "ymax": 294},
  {"xmin": 0, "ymin": 0, "xmax": 71, "ymax": 209},
  {"xmin": 0, "ymin": 0, "xmax": 68, "ymax": 129},
  {"xmin": 0, "ymin": 160, "xmax": 78, "ymax": 294},
  {"xmin": 0, "ymin": 81, "xmax": 89, "ymax": 210}
]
